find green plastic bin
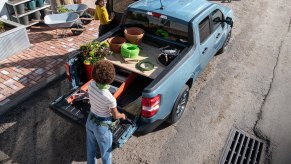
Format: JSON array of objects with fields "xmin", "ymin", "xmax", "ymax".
[
  {"xmin": 26, "ymin": 0, "xmax": 36, "ymax": 10},
  {"xmin": 36, "ymin": 0, "xmax": 45, "ymax": 7}
]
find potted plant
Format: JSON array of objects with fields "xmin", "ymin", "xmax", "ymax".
[
  {"xmin": 57, "ymin": 5, "xmax": 74, "ymax": 13},
  {"xmin": 81, "ymin": 41, "xmax": 112, "ymax": 80},
  {"xmin": 80, "ymin": 42, "xmax": 91, "ymax": 56}
]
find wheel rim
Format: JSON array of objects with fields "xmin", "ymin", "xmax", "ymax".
[{"xmin": 176, "ymin": 90, "xmax": 189, "ymax": 117}]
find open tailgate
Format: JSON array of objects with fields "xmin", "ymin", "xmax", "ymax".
[{"xmin": 50, "ymin": 74, "xmax": 140, "ymax": 147}]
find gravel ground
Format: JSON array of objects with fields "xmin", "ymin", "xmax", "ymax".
[{"xmin": 1, "ymin": 0, "xmax": 291, "ymax": 163}]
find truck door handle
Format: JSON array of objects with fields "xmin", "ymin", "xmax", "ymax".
[
  {"xmin": 216, "ymin": 33, "xmax": 221, "ymax": 38},
  {"xmin": 202, "ymin": 47, "xmax": 208, "ymax": 54}
]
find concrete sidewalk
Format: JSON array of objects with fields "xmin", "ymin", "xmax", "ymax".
[
  {"xmin": 0, "ymin": 20, "xmax": 99, "ymax": 116},
  {"xmin": 255, "ymin": 32, "xmax": 291, "ymax": 163}
]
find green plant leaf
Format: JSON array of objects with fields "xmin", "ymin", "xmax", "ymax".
[
  {"xmin": 89, "ymin": 50, "xmax": 95, "ymax": 57},
  {"xmin": 81, "ymin": 40, "xmax": 112, "ymax": 65},
  {"xmin": 0, "ymin": 21, "xmax": 4, "ymax": 31},
  {"xmin": 57, "ymin": 5, "xmax": 74, "ymax": 13}
]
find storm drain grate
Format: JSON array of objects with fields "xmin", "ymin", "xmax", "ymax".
[{"xmin": 219, "ymin": 128, "xmax": 264, "ymax": 164}]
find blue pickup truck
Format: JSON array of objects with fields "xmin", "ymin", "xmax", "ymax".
[{"xmin": 50, "ymin": 0, "xmax": 234, "ymax": 147}]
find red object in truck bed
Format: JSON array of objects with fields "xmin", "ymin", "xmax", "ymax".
[{"xmin": 66, "ymin": 73, "xmax": 137, "ymax": 104}]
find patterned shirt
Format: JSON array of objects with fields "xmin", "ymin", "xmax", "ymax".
[{"xmin": 88, "ymin": 81, "xmax": 116, "ymax": 117}]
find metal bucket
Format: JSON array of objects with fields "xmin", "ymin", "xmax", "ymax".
[
  {"xmin": 15, "ymin": 4, "xmax": 25, "ymax": 14},
  {"xmin": 31, "ymin": 11, "xmax": 41, "ymax": 20},
  {"xmin": 26, "ymin": 0, "xmax": 36, "ymax": 10},
  {"xmin": 19, "ymin": 16, "xmax": 29, "ymax": 25},
  {"xmin": 36, "ymin": 0, "xmax": 45, "ymax": 7}
]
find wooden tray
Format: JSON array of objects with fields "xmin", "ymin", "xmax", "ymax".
[{"xmin": 105, "ymin": 43, "xmax": 165, "ymax": 79}]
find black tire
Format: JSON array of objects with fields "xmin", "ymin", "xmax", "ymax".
[
  {"xmin": 71, "ymin": 24, "xmax": 84, "ymax": 36},
  {"xmin": 167, "ymin": 85, "xmax": 190, "ymax": 124},
  {"xmin": 217, "ymin": 30, "xmax": 232, "ymax": 55},
  {"xmin": 80, "ymin": 12, "xmax": 92, "ymax": 25}
]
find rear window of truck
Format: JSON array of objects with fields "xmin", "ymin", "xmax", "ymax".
[{"xmin": 124, "ymin": 11, "xmax": 189, "ymax": 43}]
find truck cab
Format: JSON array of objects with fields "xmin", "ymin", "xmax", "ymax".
[{"xmin": 50, "ymin": 0, "xmax": 234, "ymax": 147}]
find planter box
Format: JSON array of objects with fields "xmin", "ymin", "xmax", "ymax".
[{"xmin": 0, "ymin": 18, "xmax": 30, "ymax": 61}]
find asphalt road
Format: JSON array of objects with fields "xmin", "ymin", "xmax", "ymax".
[{"xmin": 1, "ymin": 0, "xmax": 291, "ymax": 163}]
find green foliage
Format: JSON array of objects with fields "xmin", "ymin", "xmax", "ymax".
[
  {"xmin": 80, "ymin": 42, "xmax": 91, "ymax": 51},
  {"xmin": 0, "ymin": 21, "xmax": 4, "ymax": 32},
  {"xmin": 57, "ymin": 6, "xmax": 74, "ymax": 13},
  {"xmin": 81, "ymin": 41, "xmax": 113, "ymax": 65}
]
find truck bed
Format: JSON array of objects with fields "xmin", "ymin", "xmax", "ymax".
[{"xmin": 102, "ymin": 27, "xmax": 188, "ymax": 79}]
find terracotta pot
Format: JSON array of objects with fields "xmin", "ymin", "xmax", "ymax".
[
  {"xmin": 107, "ymin": 36, "xmax": 126, "ymax": 53},
  {"xmin": 83, "ymin": 62, "xmax": 93, "ymax": 80},
  {"xmin": 124, "ymin": 27, "xmax": 144, "ymax": 44}
]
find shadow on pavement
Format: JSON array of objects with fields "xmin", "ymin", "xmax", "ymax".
[{"xmin": 0, "ymin": 78, "xmax": 93, "ymax": 164}]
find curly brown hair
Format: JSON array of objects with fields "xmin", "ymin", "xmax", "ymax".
[
  {"xmin": 92, "ymin": 60, "xmax": 115, "ymax": 84},
  {"xmin": 95, "ymin": 0, "xmax": 104, "ymax": 5}
]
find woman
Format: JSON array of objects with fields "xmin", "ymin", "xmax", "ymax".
[
  {"xmin": 94, "ymin": 0, "xmax": 115, "ymax": 36},
  {"xmin": 86, "ymin": 60, "xmax": 126, "ymax": 164}
]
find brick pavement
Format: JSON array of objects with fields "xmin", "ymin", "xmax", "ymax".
[{"xmin": 0, "ymin": 20, "xmax": 100, "ymax": 115}]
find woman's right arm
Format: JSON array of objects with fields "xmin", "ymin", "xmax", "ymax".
[{"xmin": 111, "ymin": 107, "xmax": 126, "ymax": 120}]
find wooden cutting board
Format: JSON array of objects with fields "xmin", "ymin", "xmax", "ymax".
[{"xmin": 105, "ymin": 43, "xmax": 165, "ymax": 79}]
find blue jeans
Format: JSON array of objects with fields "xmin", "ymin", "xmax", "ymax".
[{"xmin": 86, "ymin": 115, "xmax": 112, "ymax": 164}]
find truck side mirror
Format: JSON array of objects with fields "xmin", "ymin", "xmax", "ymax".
[{"xmin": 225, "ymin": 17, "xmax": 233, "ymax": 28}]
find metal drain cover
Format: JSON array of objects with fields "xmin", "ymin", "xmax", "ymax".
[{"xmin": 219, "ymin": 128, "xmax": 264, "ymax": 164}]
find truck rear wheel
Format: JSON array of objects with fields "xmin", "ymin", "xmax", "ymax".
[{"xmin": 167, "ymin": 85, "xmax": 189, "ymax": 124}]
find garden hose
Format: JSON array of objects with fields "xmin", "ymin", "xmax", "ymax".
[
  {"xmin": 121, "ymin": 43, "xmax": 140, "ymax": 58},
  {"xmin": 136, "ymin": 61, "xmax": 154, "ymax": 71}
]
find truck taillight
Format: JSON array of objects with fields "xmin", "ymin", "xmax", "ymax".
[
  {"xmin": 65, "ymin": 63, "xmax": 71, "ymax": 81},
  {"xmin": 152, "ymin": 12, "xmax": 161, "ymax": 18},
  {"xmin": 141, "ymin": 95, "xmax": 161, "ymax": 118}
]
